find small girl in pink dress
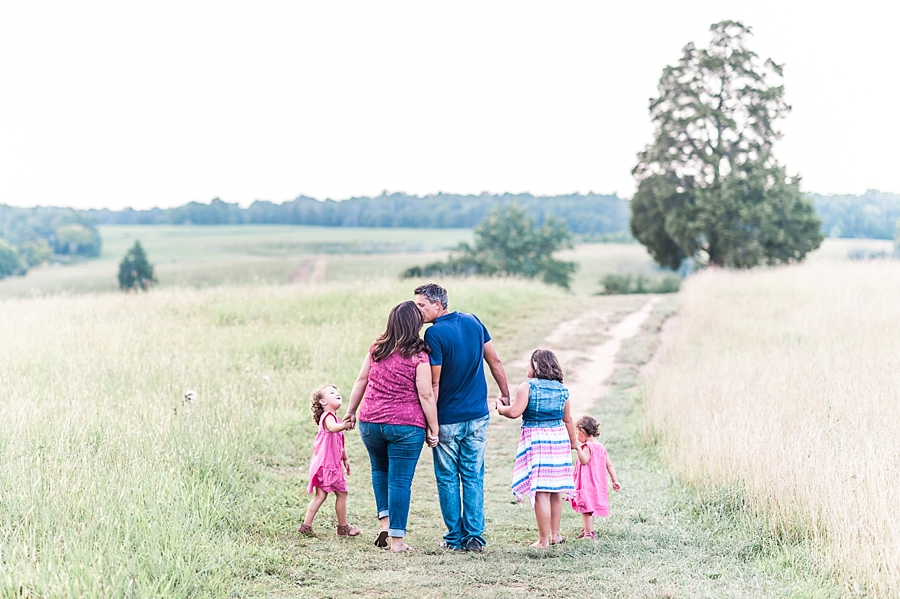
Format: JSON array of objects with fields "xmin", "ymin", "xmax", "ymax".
[
  {"xmin": 298, "ymin": 384, "xmax": 361, "ymax": 538},
  {"xmin": 569, "ymin": 415, "xmax": 621, "ymax": 539}
]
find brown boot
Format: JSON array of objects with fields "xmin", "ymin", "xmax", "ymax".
[
  {"xmin": 336, "ymin": 524, "xmax": 361, "ymax": 537},
  {"xmin": 298, "ymin": 524, "xmax": 315, "ymax": 537}
]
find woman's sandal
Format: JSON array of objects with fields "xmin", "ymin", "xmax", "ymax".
[
  {"xmin": 298, "ymin": 524, "xmax": 315, "ymax": 537},
  {"xmin": 374, "ymin": 530, "xmax": 389, "ymax": 548},
  {"xmin": 390, "ymin": 543, "xmax": 413, "ymax": 553},
  {"xmin": 336, "ymin": 524, "xmax": 361, "ymax": 537}
]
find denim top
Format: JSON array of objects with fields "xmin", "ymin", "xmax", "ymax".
[{"xmin": 521, "ymin": 378, "xmax": 568, "ymax": 428}]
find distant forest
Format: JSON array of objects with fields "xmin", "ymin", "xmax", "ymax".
[
  {"xmin": 2, "ymin": 191, "xmax": 900, "ymax": 259},
  {"xmin": 84, "ymin": 192, "xmax": 632, "ymax": 237},
  {"xmin": 811, "ymin": 190, "xmax": 900, "ymax": 239}
]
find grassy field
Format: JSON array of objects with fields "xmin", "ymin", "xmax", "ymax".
[
  {"xmin": 0, "ymin": 277, "xmax": 840, "ymax": 599},
  {"xmin": 0, "ymin": 225, "xmax": 667, "ymax": 298},
  {"xmin": 2, "ymin": 228, "xmax": 889, "ymax": 597},
  {"xmin": 644, "ymin": 259, "xmax": 900, "ymax": 597}
]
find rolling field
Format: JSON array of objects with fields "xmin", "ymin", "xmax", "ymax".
[
  {"xmin": 2, "ymin": 227, "xmax": 892, "ymax": 597},
  {"xmin": 0, "ymin": 225, "xmax": 668, "ymax": 298},
  {"xmin": 644, "ymin": 259, "xmax": 900, "ymax": 597}
]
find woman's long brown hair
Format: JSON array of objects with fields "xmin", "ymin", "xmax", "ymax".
[{"xmin": 371, "ymin": 301, "xmax": 429, "ymax": 362}]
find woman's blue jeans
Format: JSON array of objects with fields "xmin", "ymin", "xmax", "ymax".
[{"xmin": 358, "ymin": 421, "xmax": 425, "ymax": 538}]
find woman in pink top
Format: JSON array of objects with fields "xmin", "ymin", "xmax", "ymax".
[{"xmin": 344, "ymin": 301, "xmax": 439, "ymax": 553}]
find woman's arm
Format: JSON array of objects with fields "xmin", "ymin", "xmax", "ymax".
[
  {"xmin": 415, "ymin": 361, "xmax": 439, "ymax": 448},
  {"xmin": 563, "ymin": 400, "xmax": 578, "ymax": 450},
  {"xmin": 342, "ymin": 353, "xmax": 372, "ymax": 428},
  {"xmin": 496, "ymin": 381, "xmax": 529, "ymax": 419}
]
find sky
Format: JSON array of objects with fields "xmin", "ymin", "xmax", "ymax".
[{"xmin": 1, "ymin": 1, "xmax": 898, "ymax": 211}]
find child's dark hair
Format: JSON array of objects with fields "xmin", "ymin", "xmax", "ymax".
[
  {"xmin": 576, "ymin": 415, "xmax": 600, "ymax": 437},
  {"xmin": 530, "ymin": 349, "xmax": 564, "ymax": 383},
  {"xmin": 310, "ymin": 384, "xmax": 336, "ymax": 424}
]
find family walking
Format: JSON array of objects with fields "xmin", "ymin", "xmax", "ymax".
[{"xmin": 299, "ymin": 283, "xmax": 620, "ymax": 551}]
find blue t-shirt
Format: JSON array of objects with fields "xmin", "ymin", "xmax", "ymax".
[{"xmin": 424, "ymin": 311, "xmax": 491, "ymax": 425}]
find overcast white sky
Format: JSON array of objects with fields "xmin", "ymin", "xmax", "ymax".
[{"xmin": 1, "ymin": 1, "xmax": 898, "ymax": 210}]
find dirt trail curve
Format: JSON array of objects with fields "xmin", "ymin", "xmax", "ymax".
[
  {"xmin": 503, "ymin": 297, "xmax": 660, "ymax": 416},
  {"xmin": 289, "ymin": 257, "xmax": 327, "ymax": 284}
]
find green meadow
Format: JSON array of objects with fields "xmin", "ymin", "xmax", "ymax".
[
  {"xmin": 1, "ymin": 227, "xmax": 890, "ymax": 597},
  {"xmin": 0, "ymin": 225, "xmax": 666, "ymax": 298}
]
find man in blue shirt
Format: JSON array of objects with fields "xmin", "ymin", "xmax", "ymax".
[{"xmin": 414, "ymin": 283, "xmax": 510, "ymax": 552}]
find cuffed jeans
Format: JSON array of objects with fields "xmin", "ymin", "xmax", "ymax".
[
  {"xmin": 432, "ymin": 413, "xmax": 489, "ymax": 549},
  {"xmin": 358, "ymin": 421, "xmax": 425, "ymax": 538}
]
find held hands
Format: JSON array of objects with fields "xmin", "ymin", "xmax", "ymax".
[
  {"xmin": 426, "ymin": 429, "xmax": 439, "ymax": 448},
  {"xmin": 342, "ymin": 411, "xmax": 357, "ymax": 430}
]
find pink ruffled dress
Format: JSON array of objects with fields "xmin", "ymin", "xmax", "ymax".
[
  {"xmin": 569, "ymin": 442, "xmax": 610, "ymax": 516},
  {"xmin": 307, "ymin": 411, "xmax": 347, "ymax": 494}
]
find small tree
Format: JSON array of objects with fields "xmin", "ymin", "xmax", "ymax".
[
  {"xmin": 631, "ymin": 21, "xmax": 823, "ymax": 269},
  {"xmin": 118, "ymin": 241, "xmax": 156, "ymax": 291},
  {"xmin": 404, "ymin": 204, "xmax": 577, "ymax": 288}
]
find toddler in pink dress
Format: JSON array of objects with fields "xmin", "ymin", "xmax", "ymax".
[
  {"xmin": 569, "ymin": 415, "xmax": 621, "ymax": 539},
  {"xmin": 298, "ymin": 384, "xmax": 361, "ymax": 538}
]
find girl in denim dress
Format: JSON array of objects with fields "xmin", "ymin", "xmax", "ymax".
[{"xmin": 496, "ymin": 349, "xmax": 576, "ymax": 548}]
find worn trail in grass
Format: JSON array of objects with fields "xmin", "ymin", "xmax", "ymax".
[{"xmin": 261, "ymin": 296, "xmax": 840, "ymax": 598}]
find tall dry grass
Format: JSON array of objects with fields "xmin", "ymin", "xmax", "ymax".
[{"xmin": 645, "ymin": 260, "xmax": 900, "ymax": 597}]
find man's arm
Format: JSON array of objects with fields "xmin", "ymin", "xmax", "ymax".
[
  {"xmin": 430, "ymin": 364, "xmax": 441, "ymax": 406},
  {"xmin": 483, "ymin": 340, "xmax": 510, "ymax": 404}
]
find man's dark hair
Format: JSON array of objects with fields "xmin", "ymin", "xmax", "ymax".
[{"xmin": 414, "ymin": 283, "xmax": 448, "ymax": 309}]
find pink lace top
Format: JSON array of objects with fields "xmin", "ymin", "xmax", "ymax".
[{"xmin": 358, "ymin": 347, "xmax": 429, "ymax": 428}]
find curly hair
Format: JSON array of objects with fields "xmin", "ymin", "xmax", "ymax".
[
  {"xmin": 530, "ymin": 349, "xmax": 564, "ymax": 383},
  {"xmin": 576, "ymin": 414, "xmax": 600, "ymax": 438},
  {"xmin": 310, "ymin": 384, "xmax": 337, "ymax": 425}
]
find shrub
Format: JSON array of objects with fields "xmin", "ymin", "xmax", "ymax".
[
  {"xmin": 0, "ymin": 238, "xmax": 22, "ymax": 278},
  {"xmin": 598, "ymin": 272, "xmax": 681, "ymax": 295}
]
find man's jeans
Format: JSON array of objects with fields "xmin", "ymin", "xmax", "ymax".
[
  {"xmin": 432, "ymin": 414, "xmax": 489, "ymax": 548},
  {"xmin": 359, "ymin": 422, "xmax": 425, "ymax": 538}
]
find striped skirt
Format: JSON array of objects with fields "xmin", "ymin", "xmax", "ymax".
[{"xmin": 511, "ymin": 423, "xmax": 575, "ymax": 502}]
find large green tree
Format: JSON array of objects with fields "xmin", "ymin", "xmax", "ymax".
[{"xmin": 631, "ymin": 21, "xmax": 823, "ymax": 269}]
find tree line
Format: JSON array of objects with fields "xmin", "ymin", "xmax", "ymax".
[
  {"xmin": 84, "ymin": 193, "xmax": 631, "ymax": 237},
  {"xmin": 812, "ymin": 190, "xmax": 900, "ymax": 239},
  {"xmin": 0, "ymin": 205, "xmax": 102, "ymax": 278}
]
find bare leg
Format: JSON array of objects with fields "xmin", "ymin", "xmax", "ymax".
[
  {"xmin": 582, "ymin": 512, "xmax": 594, "ymax": 534},
  {"xmin": 379, "ymin": 516, "xmax": 389, "ymax": 532},
  {"xmin": 532, "ymin": 492, "xmax": 551, "ymax": 548},
  {"xmin": 334, "ymin": 491, "xmax": 348, "ymax": 526},
  {"xmin": 549, "ymin": 493, "xmax": 564, "ymax": 544},
  {"xmin": 304, "ymin": 488, "xmax": 329, "ymax": 527}
]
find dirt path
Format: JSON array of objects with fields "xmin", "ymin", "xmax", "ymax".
[
  {"xmin": 504, "ymin": 297, "xmax": 660, "ymax": 415},
  {"xmin": 289, "ymin": 257, "xmax": 327, "ymax": 284}
]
